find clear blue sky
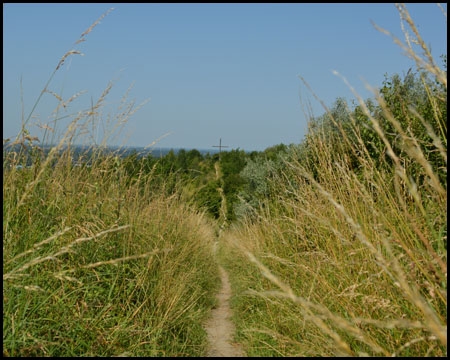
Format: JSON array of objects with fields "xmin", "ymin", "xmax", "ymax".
[{"xmin": 3, "ymin": 3, "xmax": 447, "ymax": 151}]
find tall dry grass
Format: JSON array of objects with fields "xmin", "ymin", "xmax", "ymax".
[
  {"xmin": 221, "ymin": 4, "xmax": 446, "ymax": 357},
  {"xmin": 3, "ymin": 9, "xmax": 219, "ymax": 356}
]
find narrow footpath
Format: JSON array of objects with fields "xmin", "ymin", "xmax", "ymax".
[
  {"xmin": 204, "ymin": 263, "xmax": 245, "ymax": 357},
  {"xmin": 204, "ymin": 160, "xmax": 245, "ymax": 357}
]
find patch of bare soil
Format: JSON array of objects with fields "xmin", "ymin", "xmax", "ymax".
[{"xmin": 204, "ymin": 265, "xmax": 245, "ymax": 357}]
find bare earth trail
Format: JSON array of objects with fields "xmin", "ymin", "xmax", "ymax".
[
  {"xmin": 204, "ymin": 161, "xmax": 245, "ymax": 357},
  {"xmin": 204, "ymin": 262, "xmax": 245, "ymax": 357}
]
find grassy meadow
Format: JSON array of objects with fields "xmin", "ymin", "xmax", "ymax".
[
  {"xmin": 3, "ymin": 4, "xmax": 447, "ymax": 357},
  {"xmin": 219, "ymin": 5, "xmax": 447, "ymax": 357},
  {"xmin": 3, "ymin": 11, "xmax": 220, "ymax": 357},
  {"xmin": 3, "ymin": 127, "xmax": 221, "ymax": 357}
]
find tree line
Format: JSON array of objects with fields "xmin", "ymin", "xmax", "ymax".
[{"xmin": 112, "ymin": 59, "xmax": 447, "ymax": 225}]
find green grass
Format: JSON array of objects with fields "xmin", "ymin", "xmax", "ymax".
[
  {"xmin": 3, "ymin": 10, "xmax": 220, "ymax": 356},
  {"xmin": 3, "ymin": 139, "xmax": 223, "ymax": 357},
  {"xmin": 3, "ymin": 4, "xmax": 447, "ymax": 357},
  {"xmin": 219, "ymin": 5, "xmax": 447, "ymax": 357},
  {"xmin": 3, "ymin": 138, "xmax": 221, "ymax": 357}
]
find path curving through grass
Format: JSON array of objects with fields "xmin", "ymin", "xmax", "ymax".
[{"xmin": 204, "ymin": 261, "xmax": 245, "ymax": 357}]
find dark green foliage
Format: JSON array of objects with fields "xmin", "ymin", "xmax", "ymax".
[
  {"xmin": 195, "ymin": 180, "xmax": 222, "ymax": 219},
  {"xmin": 380, "ymin": 69, "xmax": 446, "ymax": 184},
  {"xmin": 347, "ymin": 68, "xmax": 447, "ymax": 190},
  {"xmin": 262, "ymin": 143, "xmax": 288, "ymax": 161},
  {"xmin": 220, "ymin": 149, "xmax": 247, "ymax": 177},
  {"xmin": 219, "ymin": 149, "xmax": 248, "ymax": 221},
  {"xmin": 66, "ymin": 60, "xmax": 446, "ymax": 226},
  {"xmin": 291, "ymin": 65, "xmax": 447, "ymax": 196}
]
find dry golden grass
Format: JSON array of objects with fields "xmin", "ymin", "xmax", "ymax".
[
  {"xmin": 3, "ymin": 9, "xmax": 219, "ymax": 356},
  {"xmin": 220, "ymin": 4, "xmax": 446, "ymax": 357}
]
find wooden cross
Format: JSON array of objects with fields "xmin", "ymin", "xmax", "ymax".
[{"xmin": 212, "ymin": 138, "xmax": 229, "ymax": 160}]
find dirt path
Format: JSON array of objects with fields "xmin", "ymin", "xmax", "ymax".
[
  {"xmin": 214, "ymin": 162, "xmax": 228, "ymax": 228},
  {"xmin": 204, "ymin": 262, "xmax": 245, "ymax": 357},
  {"xmin": 204, "ymin": 161, "xmax": 244, "ymax": 356}
]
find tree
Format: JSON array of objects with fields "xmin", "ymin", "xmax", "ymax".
[
  {"xmin": 195, "ymin": 180, "xmax": 222, "ymax": 219},
  {"xmin": 220, "ymin": 149, "xmax": 248, "ymax": 221}
]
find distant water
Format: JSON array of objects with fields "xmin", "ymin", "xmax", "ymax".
[
  {"xmin": 131, "ymin": 146, "xmax": 221, "ymax": 157},
  {"xmin": 110, "ymin": 146, "xmax": 222, "ymax": 158},
  {"xmin": 3, "ymin": 143, "xmax": 220, "ymax": 168}
]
